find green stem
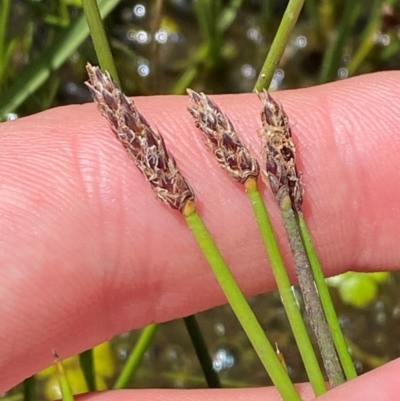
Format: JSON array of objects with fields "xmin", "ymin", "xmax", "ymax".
[
  {"xmin": 245, "ymin": 179, "xmax": 326, "ymax": 395},
  {"xmin": 79, "ymin": 349, "xmax": 96, "ymax": 391},
  {"xmin": 82, "ymin": 0, "xmax": 120, "ymax": 85},
  {"xmin": 318, "ymin": 1, "xmax": 363, "ymax": 83},
  {"xmin": 347, "ymin": 0, "xmax": 383, "ymax": 76},
  {"xmin": 297, "ymin": 212, "xmax": 357, "ymax": 380},
  {"xmin": 253, "ymin": 0, "xmax": 305, "ymax": 91},
  {"xmin": 23, "ymin": 375, "xmax": 36, "ymax": 401},
  {"xmin": 183, "ymin": 202, "xmax": 301, "ymax": 401},
  {"xmin": 183, "ymin": 315, "xmax": 221, "ymax": 388},
  {"xmin": 279, "ymin": 194, "xmax": 344, "ymax": 387},
  {"xmin": 55, "ymin": 354, "xmax": 75, "ymax": 401},
  {"xmin": 0, "ymin": 0, "xmax": 120, "ymax": 119},
  {"xmin": 113, "ymin": 324, "xmax": 159, "ymax": 389},
  {"xmin": 0, "ymin": 0, "xmax": 11, "ymax": 84}
]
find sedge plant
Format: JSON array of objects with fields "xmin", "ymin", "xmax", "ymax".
[
  {"xmin": 186, "ymin": 89, "xmax": 327, "ymax": 395},
  {"xmin": 85, "ymin": 64, "xmax": 302, "ymax": 401},
  {"xmin": 258, "ymin": 90, "xmax": 356, "ymax": 385},
  {"xmin": 83, "ymin": 4, "xmax": 220, "ymax": 389}
]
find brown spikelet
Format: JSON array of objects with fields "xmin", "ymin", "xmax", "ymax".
[
  {"xmin": 85, "ymin": 63, "xmax": 194, "ymax": 211},
  {"xmin": 259, "ymin": 90, "xmax": 303, "ymax": 211},
  {"xmin": 187, "ymin": 89, "xmax": 259, "ymax": 184}
]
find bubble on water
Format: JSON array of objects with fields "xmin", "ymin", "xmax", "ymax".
[
  {"xmin": 155, "ymin": 29, "xmax": 168, "ymax": 44},
  {"xmin": 378, "ymin": 34, "xmax": 390, "ymax": 46},
  {"xmin": 212, "ymin": 348, "xmax": 235, "ymax": 372},
  {"xmin": 270, "ymin": 68, "xmax": 285, "ymax": 89},
  {"xmin": 247, "ymin": 27, "xmax": 262, "ymax": 43},
  {"xmin": 127, "ymin": 30, "xmax": 136, "ymax": 41},
  {"xmin": 338, "ymin": 68, "xmax": 348, "ymax": 79},
  {"xmin": 116, "ymin": 345, "xmax": 128, "ymax": 360},
  {"xmin": 138, "ymin": 63, "xmax": 150, "ymax": 77},
  {"xmin": 214, "ymin": 322, "xmax": 225, "ymax": 336},
  {"xmin": 136, "ymin": 30, "xmax": 150, "ymax": 44},
  {"xmin": 240, "ymin": 63, "xmax": 256, "ymax": 79},
  {"xmin": 133, "ymin": 4, "xmax": 146, "ymax": 18},
  {"xmin": 294, "ymin": 35, "xmax": 307, "ymax": 48},
  {"xmin": 274, "ymin": 69, "xmax": 285, "ymax": 80},
  {"xmin": 6, "ymin": 113, "xmax": 18, "ymax": 121},
  {"xmin": 342, "ymin": 54, "xmax": 351, "ymax": 64},
  {"xmin": 66, "ymin": 82, "xmax": 78, "ymax": 95},
  {"xmin": 70, "ymin": 52, "xmax": 79, "ymax": 62},
  {"xmin": 170, "ymin": 33, "xmax": 180, "ymax": 43}
]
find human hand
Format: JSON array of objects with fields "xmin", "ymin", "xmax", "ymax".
[{"xmin": 1, "ymin": 71, "xmax": 400, "ymax": 400}]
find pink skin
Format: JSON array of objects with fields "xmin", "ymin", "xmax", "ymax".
[{"xmin": 0, "ymin": 71, "xmax": 400, "ymax": 399}]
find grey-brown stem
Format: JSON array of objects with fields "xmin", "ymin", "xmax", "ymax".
[{"xmin": 279, "ymin": 193, "xmax": 344, "ymax": 387}]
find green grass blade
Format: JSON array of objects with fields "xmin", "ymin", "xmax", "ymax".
[
  {"xmin": 22, "ymin": 375, "xmax": 36, "ymax": 401},
  {"xmin": 254, "ymin": 0, "xmax": 305, "ymax": 91},
  {"xmin": 113, "ymin": 323, "xmax": 159, "ymax": 389},
  {"xmin": 318, "ymin": 1, "xmax": 363, "ymax": 83},
  {"xmin": 347, "ymin": 0, "xmax": 384, "ymax": 76},
  {"xmin": 183, "ymin": 204, "xmax": 301, "ymax": 401},
  {"xmin": 82, "ymin": 0, "xmax": 120, "ymax": 85},
  {"xmin": 183, "ymin": 315, "xmax": 221, "ymax": 388},
  {"xmin": 79, "ymin": 349, "xmax": 96, "ymax": 391},
  {"xmin": 297, "ymin": 213, "xmax": 358, "ymax": 380},
  {"xmin": 245, "ymin": 179, "xmax": 327, "ymax": 395},
  {"xmin": 0, "ymin": 0, "xmax": 12, "ymax": 83},
  {"xmin": 54, "ymin": 352, "xmax": 75, "ymax": 401},
  {"xmin": 0, "ymin": 0, "xmax": 120, "ymax": 119},
  {"xmin": 217, "ymin": 0, "xmax": 243, "ymax": 33}
]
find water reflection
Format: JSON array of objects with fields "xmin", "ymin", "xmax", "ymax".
[
  {"xmin": 212, "ymin": 348, "xmax": 235, "ymax": 372},
  {"xmin": 247, "ymin": 27, "xmax": 262, "ymax": 44},
  {"xmin": 6, "ymin": 113, "xmax": 18, "ymax": 121},
  {"xmin": 338, "ymin": 67, "xmax": 349, "ymax": 79},
  {"xmin": 240, "ymin": 64, "xmax": 256, "ymax": 79},
  {"xmin": 133, "ymin": 4, "xmax": 146, "ymax": 18},
  {"xmin": 214, "ymin": 322, "xmax": 225, "ymax": 336},
  {"xmin": 155, "ymin": 29, "xmax": 169, "ymax": 43},
  {"xmin": 294, "ymin": 35, "xmax": 307, "ymax": 48}
]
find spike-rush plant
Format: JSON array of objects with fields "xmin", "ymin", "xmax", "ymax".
[{"xmin": 83, "ymin": 61, "xmax": 357, "ymax": 400}]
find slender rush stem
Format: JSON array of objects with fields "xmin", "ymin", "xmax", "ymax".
[
  {"xmin": 279, "ymin": 194, "xmax": 344, "ymax": 387},
  {"xmin": 253, "ymin": 0, "xmax": 305, "ymax": 91},
  {"xmin": 245, "ymin": 178, "xmax": 326, "ymax": 395},
  {"xmin": 183, "ymin": 200, "xmax": 302, "ymax": 401},
  {"xmin": 318, "ymin": 0, "xmax": 363, "ymax": 83},
  {"xmin": 297, "ymin": 212, "xmax": 357, "ymax": 380},
  {"xmin": 347, "ymin": 0, "xmax": 382, "ymax": 76},
  {"xmin": 79, "ymin": 349, "xmax": 96, "ymax": 391},
  {"xmin": 113, "ymin": 324, "xmax": 158, "ymax": 389},
  {"xmin": 0, "ymin": 0, "xmax": 11, "ymax": 85},
  {"xmin": 54, "ymin": 352, "xmax": 75, "ymax": 401},
  {"xmin": 22, "ymin": 376, "xmax": 36, "ymax": 401},
  {"xmin": 183, "ymin": 315, "xmax": 221, "ymax": 388},
  {"xmin": 82, "ymin": 0, "xmax": 120, "ymax": 85}
]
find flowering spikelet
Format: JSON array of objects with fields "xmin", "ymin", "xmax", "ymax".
[
  {"xmin": 187, "ymin": 89, "xmax": 259, "ymax": 184},
  {"xmin": 259, "ymin": 90, "xmax": 303, "ymax": 211},
  {"xmin": 85, "ymin": 63, "xmax": 194, "ymax": 211}
]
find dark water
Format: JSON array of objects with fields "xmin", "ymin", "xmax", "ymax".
[{"xmin": 112, "ymin": 273, "xmax": 400, "ymax": 388}]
